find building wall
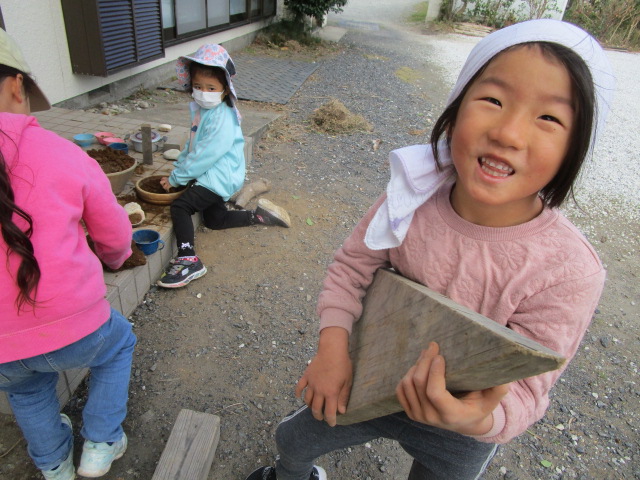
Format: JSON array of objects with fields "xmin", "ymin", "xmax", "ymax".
[
  {"xmin": 450, "ymin": 0, "xmax": 568, "ymax": 20},
  {"xmin": 2, "ymin": 0, "xmax": 278, "ymax": 107}
]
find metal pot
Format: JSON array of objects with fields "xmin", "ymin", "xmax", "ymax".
[{"xmin": 130, "ymin": 131, "xmax": 166, "ymax": 153}]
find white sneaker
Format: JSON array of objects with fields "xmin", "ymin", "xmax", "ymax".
[
  {"xmin": 41, "ymin": 414, "xmax": 75, "ymax": 480},
  {"xmin": 77, "ymin": 433, "xmax": 127, "ymax": 478}
]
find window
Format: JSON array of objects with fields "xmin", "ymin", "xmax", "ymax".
[
  {"xmin": 163, "ymin": 0, "xmax": 274, "ymax": 39},
  {"xmin": 61, "ymin": 0, "xmax": 275, "ymax": 76}
]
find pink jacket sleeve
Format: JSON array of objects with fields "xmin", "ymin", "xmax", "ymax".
[
  {"xmin": 81, "ymin": 153, "xmax": 132, "ymax": 270},
  {"xmin": 317, "ymin": 195, "xmax": 391, "ymax": 333},
  {"xmin": 476, "ymin": 269, "xmax": 605, "ymax": 443}
]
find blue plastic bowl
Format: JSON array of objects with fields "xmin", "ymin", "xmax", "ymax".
[
  {"xmin": 132, "ymin": 229, "xmax": 165, "ymax": 255},
  {"xmin": 108, "ymin": 142, "xmax": 129, "ymax": 154},
  {"xmin": 73, "ymin": 133, "xmax": 95, "ymax": 147}
]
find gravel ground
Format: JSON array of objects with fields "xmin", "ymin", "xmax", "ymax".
[{"xmin": 1, "ymin": 8, "xmax": 638, "ymax": 480}]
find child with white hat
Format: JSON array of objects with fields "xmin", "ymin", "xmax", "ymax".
[{"xmin": 246, "ymin": 18, "xmax": 615, "ymax": 480}]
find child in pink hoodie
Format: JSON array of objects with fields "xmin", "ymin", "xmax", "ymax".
[{"xmin": 0, "ymin": 29, "xmax": 135, "ymax": 480}]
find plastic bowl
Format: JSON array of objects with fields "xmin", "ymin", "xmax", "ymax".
[
  {"xmin": 103, "ymin": 137, "xmax": 125, "ymax": 146},
  {"xmin": 95, "ymin": 132, "xmax": 116, "ymax": 145},
  {"xmin": 73, "ymin": 133, "xmax": 95, "ymax": 147},
  {"xmin": 108, "ymin": 142, "xmax": 129, "ymax": 154},
  {"xmin": 132, "ymin": 229, "xmax": 165, "ymax": 255}
]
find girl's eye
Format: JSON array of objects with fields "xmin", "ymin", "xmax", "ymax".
[
  {"xmin": 540, "ymin": 114, "xmax": 562, "ymax": 124},
  {"xmin": 483, "ymin": 97, "xmax": 501, "ymax": 106}
]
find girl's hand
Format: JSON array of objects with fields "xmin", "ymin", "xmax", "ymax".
[
  {"xmin": 396, "ymin": 342, "xmax": 510, "ymax": 436},
  {"xmin": 295, "ymin": 327, "xmax": 352, "ymax": 427},
  {"xmin": 160, "ymin": 176, "xmax": 172, "ymax": 192}
]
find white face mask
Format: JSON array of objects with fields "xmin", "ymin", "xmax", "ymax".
[{"xmin": 192, "ymin": 90, "xmax": 224, "ymax": 109}]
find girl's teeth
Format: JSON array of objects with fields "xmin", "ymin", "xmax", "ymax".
[{"xmin": 480, "ymin": 158, "xmax": 513, "ymax": 177}]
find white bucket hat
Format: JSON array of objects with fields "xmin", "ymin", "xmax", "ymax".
[{"xmin": 0, "ymin": 28, "xmax": 51, "ymax": 112}]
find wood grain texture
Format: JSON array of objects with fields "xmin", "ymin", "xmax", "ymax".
[
  {"xmin": 151, "ymin": 409, "xmax": 220, "ymax": 480},
  {"xmin": 337, "ymin": 269, "xmax": 565, "ymax": 425},
  {"xmin": 141, "ymin": 123, "xmax": 153, "ymax": 165}
]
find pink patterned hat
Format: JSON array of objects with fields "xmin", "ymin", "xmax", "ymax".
[{"xmin": 176, "ymin": 44, "xmax": 241, "ymax": 121}]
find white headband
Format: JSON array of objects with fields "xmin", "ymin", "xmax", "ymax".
[
  {"xmin": 365, "ymin": 20, "xmax": 616, "ymax": 250},
  {"xmin": 447, "ymin": 19, "xmax": 615, "ymax": 151}
]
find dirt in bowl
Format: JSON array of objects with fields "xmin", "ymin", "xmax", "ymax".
[
  {"xmin": 138, "ymin": 175, "xmax": 185, "ymax": 194},
  {"xmin": 87, "ymin": 148, "xmax": 136, "ymax": 174}
]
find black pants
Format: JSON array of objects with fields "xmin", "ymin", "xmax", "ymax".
[
  {"xmin": 170, "ymin": 184, "xmax": 253, "ymax": 255},
  {"xmin": 274, "ymin": 406, "xmax": 498, "ymax": 480}
]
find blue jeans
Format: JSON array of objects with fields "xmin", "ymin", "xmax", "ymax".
[
  {"xmin": 275, "ymin": 406, "xmax": 498, "ymax": 480},
  {"xmin": 0, "ymin": 309, "xmax": 136, "ymax": 470}
]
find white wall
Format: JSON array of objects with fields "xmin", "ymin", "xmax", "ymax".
[
  {"xmin": 2, "ymin": 0, "xmax": 274, "ymax": 105},
  {"xmin": 450, "ymin": 0, "xmax": 568, "ymax": 20}
]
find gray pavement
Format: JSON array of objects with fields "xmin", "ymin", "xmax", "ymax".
[{"xmin": 233, "ymin": 53, "xmax": 321, "ymax": 104}]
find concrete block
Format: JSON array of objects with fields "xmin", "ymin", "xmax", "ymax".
[
  {"xmin": 244, "ymin": 135, "xmax": 253, "ymax": 168},
  {"xmin": 106, "ymin": 284, "xmax": 123, "ymax": 313},
  {"xmin": 162, "ymin": 129, "xmax": 189, "ymax": 152},
  {"xmin": 147, "ymin": 247, "xmax": 165, "ymax": 284},
  {"xmin": 134, "ymin": 263, "xmax": 152, "ymax": 303}
]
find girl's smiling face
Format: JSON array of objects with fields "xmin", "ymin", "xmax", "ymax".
[{"xmin": 449, "ymin": 45, "xmax": 575, "ymax": 227}]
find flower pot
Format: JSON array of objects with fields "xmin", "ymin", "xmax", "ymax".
[
  {"xmin": 87, "ymin": 148, "xmax": 138, "ymax": 195},
  {"xmin": 135, "ymin": 175, "xmax": 186, "ymax": 206},
  {"xmin": 106, "ymin": 159, "xmax": 137, "ymax": 195}
]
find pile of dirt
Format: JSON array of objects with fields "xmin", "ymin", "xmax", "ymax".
[
  {"xmin": 87, "ymin": 148, "xmax": 136, "ymax": 174},
  {"xmin": 86, "ymin": 237, "xmax": 146, "ymax": 272},
  {"xmin": 137, "ymin": 175, "xmax": 184, "ymax": 194},
  {"xmin": 309, "ymin": 98, "xmax": 373, "ymax": 134}
]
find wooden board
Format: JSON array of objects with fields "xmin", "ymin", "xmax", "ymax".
[
  {"xmin": 337, "ymin": 269, "xmax": 565, "ymax": 425},
  {"xmin": 141, "ymin": 123, "xmax": 153, "ymax": 165},
  {"xmin": 151, "ymin": 409, "xmax": 220, "ymax": 480}
]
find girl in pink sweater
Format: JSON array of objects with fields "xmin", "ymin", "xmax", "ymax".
[
  {"xmin": 246, "ymin": 19, "xmax": 615, "ymax": 480},
  {"xmin": 0, "ymin": 30, "xmax": 135, "ymax": 479}
]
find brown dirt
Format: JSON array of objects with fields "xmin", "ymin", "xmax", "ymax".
[
  {"xmin": 138, "ymin": 175, "xmax": 184, "ymax": 194},
  {"xmin": 86, "ymin": 237, "xmax": 147, "ymax": 272},
  {"xmin": 87, "ymin": 148, "xmax": 136, "ymax": 174}
]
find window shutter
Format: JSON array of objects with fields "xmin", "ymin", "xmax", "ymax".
[{"xmin": 62, "ymin": 0, "xmax": 164, "ymax": 76}]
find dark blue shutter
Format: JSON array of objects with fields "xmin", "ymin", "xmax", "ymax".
[{"xmin": 63, "ymin": 0, "xmax": 164, "ymax": 76}]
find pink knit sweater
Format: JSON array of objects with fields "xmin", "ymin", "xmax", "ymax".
[
  {"xmin": 0, "ymin": 113, "xmax": 132, "ymax": 363},
  {"xmin": 317, "ymin": 180, "xmax": 605, "ymax": 444}
]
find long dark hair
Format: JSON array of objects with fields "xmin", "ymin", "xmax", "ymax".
[
  {"xmin": 430, "ymin": 42, "xmax": 596, "ymax": 209},
  {"xmin": 0, "ymin": 69, "xmax": 41, "ymax": 311}
]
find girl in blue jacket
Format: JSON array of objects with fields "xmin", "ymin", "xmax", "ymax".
[{"xmin": 159, "ymin": 44, "xmax": 290, "ymax": 288}]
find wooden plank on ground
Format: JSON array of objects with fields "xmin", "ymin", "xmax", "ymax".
[
  {"xmin": 141, "ymin": 123, "xmax": 153, "ymax": 165},
  {"xmin": 151, "ymin": 409, "xmax": 221, "ymax": 480},
  {"xmin": 337, "ymin": 269, "xmax": 565, "ymax": 425}
]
